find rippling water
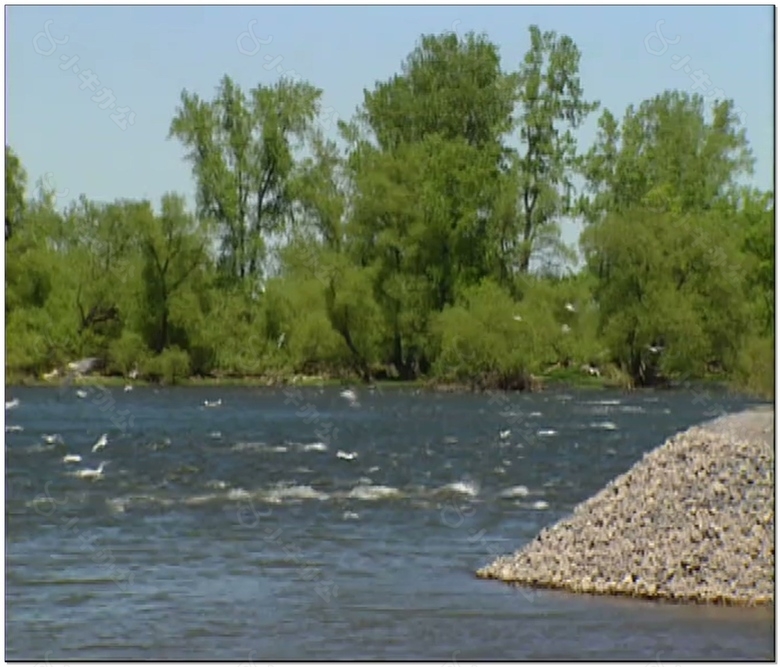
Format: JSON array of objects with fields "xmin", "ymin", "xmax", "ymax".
[{"xmin": 5, "ymin": 385, "xmax": 774, "ymax": 659}]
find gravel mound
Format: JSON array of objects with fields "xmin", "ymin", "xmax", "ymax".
[{"xmin": 477, "ymin": 407, "xmax": 775, "ymax": 606}]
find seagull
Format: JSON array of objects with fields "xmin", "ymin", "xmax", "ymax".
[
  {"xmin": 76, "ymin": 389, "xmax": 88, "ymax": 399},
  {"xmin": 42, "ymin": 434, "xmax": 64, "ymax": 445},
  {"xmin": 336, "ymin": 450, "xmax": 358, "ymax": 461},
  {"xmin": 5, "ymin": 425, "xmax": 23, "ymax": 433},
  {"xmin": 648, "ymin": 344, "xmax": 664, "ymax": 354},
  {"xmin": 42, "ymin": 369, "xmax": 60, "ymax": 381},
  {"xmin": 124, "ymin": 384, "xmax": 133, "ymax": 392},
  {"xmin": 5, "ymin": 398, "xmax": 19, "ymax": 410},
  {"xmin": 128, "ymin": 366, "xmax": 139, "ymax": 380},
  {"xmin": 561, "ymin": 324, "xmax": 571, "ymax": 334},
  {"xmin": 564, "ymin": 302, "xmax": 576, "ymax": 313},
  {"xmin": 340, "ymin": 389, "xmax": 359, "ymax": 407},
  {"xmin": 204, "ymin": 399, "xmax": 222, "ymax": 408},
  {"xmin": 75, "ymin": 461, "xmax": 108, "ymax": 480},
  {"xmin": 512, "ymin": 315, "xmax": 523, "ymax": 322},
  {"xmin": 92, "ymin": 433, "xmax": 108, "ymax": 452},
  {"xmin": 63, "ymin": 454, "xmax": 82, "ymax": 464},
  {"xmin": 67, "ymin": 357, "xmax": 100, "ymax": 376},
  {"xmin": 499, "ymin": 429, "xmax": 511, "ymax": 440}
]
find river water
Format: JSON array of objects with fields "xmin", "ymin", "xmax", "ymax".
[{"xmin": 5, "ymin": 385, "xmax": 774, "ymax": 660}]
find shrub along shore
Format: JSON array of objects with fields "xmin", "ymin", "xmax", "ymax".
[{"xmin": 477, "ymin": 407, "xmax": 775, "ymax": 606}]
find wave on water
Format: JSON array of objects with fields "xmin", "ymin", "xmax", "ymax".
[
  {"xmin": 265, "ymin": 484, "xmax": 329, "ymax": 503},
  {"xmin": 230, "ymin": 441, "xmax": 323, "ymax": 454},
  {"xmin": 18, "ymin": 443, "xmax": 57, "ymax": 454},
  {"xmin": 230, "ymin": 442, "xmax": 267, "ymax": 452},
  {"xmin": 434, "ymin": 480, "xmax": 480, "ymax": 498},
  {"xmin": 347, "ymin": 485, "xmax": 402, "ymax": 501},
  {"xmin": 92, "ymin": 474, "xmax": 549, "ymax": 513},
  {"xmin": 589, "ymin": 421, "xmax": 618, "ymax": 431}
]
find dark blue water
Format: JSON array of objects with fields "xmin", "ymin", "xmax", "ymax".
[{"xmin": 5, "ymin": 385, "xmax": 774, "ymax": 659}]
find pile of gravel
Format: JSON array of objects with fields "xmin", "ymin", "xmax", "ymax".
[{"xmin": 477, "ymin": 407, "xmax": 775, "ymax": 606}]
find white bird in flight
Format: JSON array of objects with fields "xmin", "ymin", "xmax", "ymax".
[
  {"xmin": 63, "ymin": 454, "xmax": 82, "ymax": 464},
  {"xmin": 5, "ymin": 398, "xmax": 19, "ymax": 410},
  {"xmin": 92, "ymin": 433, "xmax": 108, "ymax": 452},
  {"xmin": 42, "ymin": 434, "xmax": 64, "ymax": 445},
  {"xmin": 76, "ymin": 461, "xmax": 108, "ymax": 480},
  {"xmin": 204, "ymin": 399, "xmax": 222, "ymax": 408},
  {"xmin": 76, "ymin": 389, "xmax": 88, "ymax": 399},
  {"xmin": 340, "ymin": 389, "xmax": 359, "ymax": 407}
]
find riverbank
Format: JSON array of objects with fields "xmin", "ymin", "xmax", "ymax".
[
  {"xmin": 5, "ymin": 366, "xmax": 737, "ymax": 394},
  {"xmin": 476, "ymin": 407, "xmax": 775, "ymax": 606}
]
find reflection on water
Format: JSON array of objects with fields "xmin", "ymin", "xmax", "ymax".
[{"xmin": 5, "ymin": 385, "xmax": 773, "ymax": 659}]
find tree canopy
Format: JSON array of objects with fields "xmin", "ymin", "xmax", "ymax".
[{"xmin": 6, "ymin": 26, "xmax": 774, "ymax": 397}]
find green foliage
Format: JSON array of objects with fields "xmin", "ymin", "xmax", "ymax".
[
  {"xmin": 734, "ymin": 335, "xmax": 775, "ymax": 399},
  {"xmin": 108, "ymin": 330, "xmax": 149, "ymax": 376},
  {"xmin": 5, "ymin": 27, "xmax": 773, "ymax": 397},
  {"xmin": 5, "ymin": 145, "xmax": 26, "ymax": 240},
  {"xmin": 145, "ymin": 346, "xmax": 191, "ymax": 385}
]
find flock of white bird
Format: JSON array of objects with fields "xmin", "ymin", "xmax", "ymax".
[
  {"xmin": 6, "ymin": 396, "xmax": 110, "ymax": 480},
  {"xmin": 7, "ymin": 386, "xmax": 547, "ymax": 504},
  {"xmin": 58, "ymin": 431, "xmax": 110, "ymax": 479}
]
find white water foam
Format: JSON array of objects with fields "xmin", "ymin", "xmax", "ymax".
[
  {"xmin": 436, "ymin": 480, "xmax": 480, "ymax": 498},
  {"xmin": 347, "ymin": 485, "xmax": 402, "ymax": 501},
  {"xmin": 500, "ymin": 485, "xmax": 530, "ymax": 498},
  {"xmin": 589, "ymin": 421, "xmax": 618, "ymax": 430}
]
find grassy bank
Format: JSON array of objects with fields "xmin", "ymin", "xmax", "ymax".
[
  {"xmin": 8, "ymin": 368, "xmax": 757, "ymax": 397},
  {"xmin": 6, "ymin": 369, "xmax": 613, "ymax": 391}
]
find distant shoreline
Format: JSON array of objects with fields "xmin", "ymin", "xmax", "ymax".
[{"xmin": 5, "ymin": 371, "xmax": 741, "ymax": 396}]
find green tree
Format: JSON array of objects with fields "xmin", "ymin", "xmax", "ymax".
[
  {"xmin": 512, "ymin": 25, "xmax": 599, "ymax": 274},
  {"xmin": 138, "ymin": 193, "xmax": 209, "ymax": 353},
  {"xmin": 581, "ymin": 91, "xmax": 753, "ymax": 220},
  {"xmin": 169, "ymin": 75, "xmax": 322, "ymax": 284},
  {"xmin": 5, "ymin": 145, "xmax": 26, "ymax": 241}
]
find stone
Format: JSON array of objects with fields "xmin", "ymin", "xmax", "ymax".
[{"xmin": 475, "ymin": 408, "xmax": 774, "ymax": 607}]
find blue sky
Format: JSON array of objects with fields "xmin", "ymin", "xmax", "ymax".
[{"xmin": 6, "ymin": 5, "xmax": 774, "ymax": 249}]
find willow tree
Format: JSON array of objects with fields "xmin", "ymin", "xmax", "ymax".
[
  {"xmin": 339, "ymin": 30, "xmax": 519, "ymax": 376},
  {"xmin": 580, "ymin": 91, "xmax": 757, "ymax": 384},
  {"xmin": 169, "ymin": 74, "xmax": 322, "ymax": 285},
  {"xmin": 580, "ymin": 91, "xmax": 754, "ymax": 220},
  {"xmin": 512, "ymin": 25, "xmax": 599, "ymax": 275}
]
